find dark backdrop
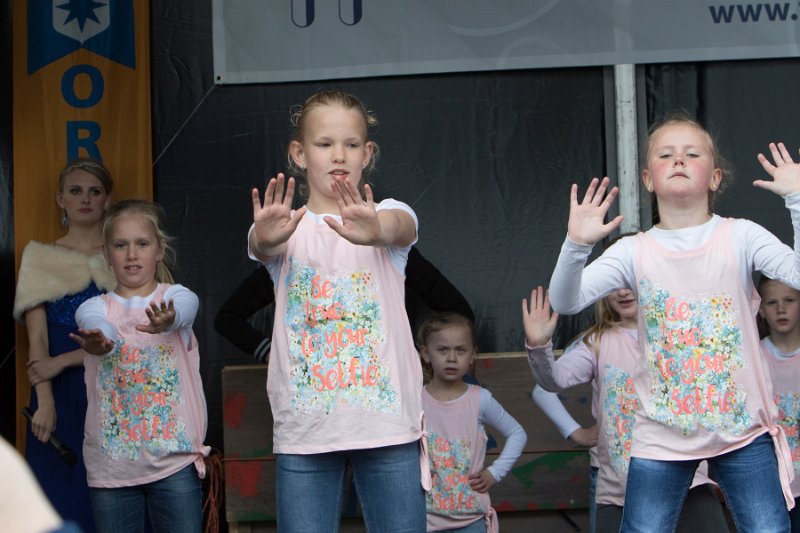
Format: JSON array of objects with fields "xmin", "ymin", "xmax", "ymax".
[{"xmin": 3, "ymin": 2, "xmax": 800, "ymax": 451}]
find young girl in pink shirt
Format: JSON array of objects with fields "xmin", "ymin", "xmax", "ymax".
[
  {"xmin": 524, "ymin": 287, "xmax": 727, "ymax": 532},
  {"xmin": 72, "ymin": 199, "xmax": 210, "ymax": 533},
  {"xmin": 759, "ymin": 276, "xmax": 800, "ymax": 531},
  {"xmin": 548, "ymin": 114, "xmax": 800, "ymax": 531},
  {"xmin": 418, "ymin": 312, "xmax": 526, "ymax": 532},
  {"xmin": 248, "ymin": 90, "xmax": 426, "ymax": 532}
]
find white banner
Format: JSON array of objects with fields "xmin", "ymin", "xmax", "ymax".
[{"xmin": 213, "ymin": 0, "xmax": 800, "ymax": 84}]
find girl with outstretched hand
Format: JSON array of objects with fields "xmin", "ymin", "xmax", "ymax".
[
  {"xmin": 247, "ymin": 90, "xmax": 426, "ymax": 532},
  {"xmin": 548, "ymin": 114, "xmax": 800, "ymax": 532}
]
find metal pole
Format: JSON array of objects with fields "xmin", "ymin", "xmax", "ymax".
[{"xmin": 614, "ymin": 63, "xmax": 640, "ymax": 233}]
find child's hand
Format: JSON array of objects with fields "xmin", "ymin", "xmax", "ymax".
[
  {"xmin": 251, "ymin": 174, "xmax": 307, "ymax": 254},
  {"xmin": 324, "ymin": 177, "xmax": 383, "ymax": 245},
  {"xmin": 136, "ymin": 300, "xmax": 176, "ymax": 334},
  {"xmin": 69, "ymin": 329, "xmax": 114, "ymax": 356},
  {"xmin": 469, "ymin": 469, "xmax": 497, "ymax": 493},
  {"xmin": 522, "ymin": 286, "xmax": 559, "ymax": 347},
  {"xmin": 569, "ymin": 425, "xmax": 599, "ymax": 447},
  {"xmin": 755, "ymin": 143, "xmax": 800, "ymax": 197},
  {"xmin": 567, "ymin": 177, "xmax": 623, "ymax": 245}
]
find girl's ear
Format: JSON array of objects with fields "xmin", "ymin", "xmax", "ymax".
[
  {"xmin": 710, "ymin": 167, "xmax": 722, "ymax": 191},
  {"xmin": 363, "ymin": 141, "xmax": 375, "ymax": 168},
  {"xmin": 56, "ymin": 191, "xmax": 65, "ymax": 209},
  {"xmin": 289, "ymin": 140, "xmax": 305, "ymax": 169},
  {"xmin": 758, "ymin": 306, "xmax": 766, "ymax": 319},
  {"xmin": 641, "ymin": 169, "xmax": 653, "ymax": 193},
  {"xmin": 419, "ymin": 345, "xmax": 431, "ymax": 364}
]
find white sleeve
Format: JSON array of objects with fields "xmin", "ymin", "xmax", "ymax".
[
  {"xmin": 526, "ymin": 337, "xmax": 597, "ymax": 392},
  {"xmin": 75, "ymin": 296, "xmax": 117, "ymax": 342},
  {"xmin": 377, "ymin": 198, "xmax": 418, "ymax": 272},
  {"xmin": 162, "ymin": 284, "xmax": 198, "ymax": 349},
  {"xmin": 531, "ymin": 385, "xmax": 581, "ymax": 440},
  {"xmin": 163, "ymin": 284, "xmax": 199, "ymax": 330},
  {"xmin": 480, "ymin": 388, "xmax": 526, "ymax": 483},
  {"xmin": 548, "ymin": 236, "xmax": 636, "ymax": 315},
  {"xmin": 741, "ymin": 193, "xmax": 800, "ymax": 290}
]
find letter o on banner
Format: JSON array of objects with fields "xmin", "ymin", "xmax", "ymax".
[{"xmin": 61, "ymin": 64, "xmax": 105, "ymax": 108}]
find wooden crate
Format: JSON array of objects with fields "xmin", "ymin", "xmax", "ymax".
[{"xmin": 222, "ymin": 353, "xmax": 594, "ymax": 527}]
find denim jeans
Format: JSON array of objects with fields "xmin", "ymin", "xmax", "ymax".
[
  {"xmin": 621, "ymin": 434, "xmax": 789, "ymax": 533},
  {"xmin": 276, "ymin": 440, "xmax": 425, "ymax": 533},
  {"xmin": 589, "ymin": 465, "xmax": 598, "ymax": 533},
  {"xmin": 89, "ymin": 464, "xmax": 202, "ymax": 533}
]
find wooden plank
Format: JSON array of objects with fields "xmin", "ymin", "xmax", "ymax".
[{"xmin": 474, "ymin": 353, "xmax": 594, "ymax": 452}]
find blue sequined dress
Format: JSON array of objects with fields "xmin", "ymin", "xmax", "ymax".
[{"xmin": 14, "ymin": 241, "xmax": 116, "ymax": 533}]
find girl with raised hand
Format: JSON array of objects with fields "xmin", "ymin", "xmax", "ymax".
[
  {"xmin": 248, "ymin": 90, "xmax": 426, "ymax": 532},
  {"xmin": 548, "ymin": 113, "xmax": 800, "ymax": 531},
  {"xmin": 72, "ymin": 199, "xmax": 209, "ymax": 533},
  {"xmin": 524, "ymin": 286, "xmax": 727, "ymax": 532}
]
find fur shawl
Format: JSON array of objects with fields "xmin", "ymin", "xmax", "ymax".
[{"xmin": 13, "ymin": 241, "xmax": 117, "ymax": 322}]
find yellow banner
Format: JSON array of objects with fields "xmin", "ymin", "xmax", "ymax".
[{"xmin": 13, "ymin": 0, "xmax": 153, "ymax": 448}]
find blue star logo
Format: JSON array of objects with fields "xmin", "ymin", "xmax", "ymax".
[
  {"xmin": 56, "ymin": 0, "xmax": 106, "ymax": 32},
  {"xmin": 28, "ymin": 0, "xmax": 136, "ymax": 74}
]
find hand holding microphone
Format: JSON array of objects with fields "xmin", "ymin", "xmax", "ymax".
[{"xmin": 22, "ymin": 407, "xmax": 77, "ymax": 466}]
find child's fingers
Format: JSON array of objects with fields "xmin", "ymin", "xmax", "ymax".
[
  {"xmin": 591, "ymin": 177, "xmax": 611, "ymax": 205},
  {"xmin": 581, "ymin": 177, "xmax": 599, "ymax": 205},
  {"xmin": 534, "ymin": 285, "xmax": 544, "ymax": 310},
  {"xmin": 363, "ymin": 183, "xmax": 375, "ymax": 207},
  {"xmin": 777, "ymin": 142, "xmax": 793, "ymax": 163},
  {"xmin": 282, "ymin": 176, "xmax": 296, "ymax": 207},
  {"xmin": 569, "ymin": 183, "xmax": 578, "ymax": 207}
]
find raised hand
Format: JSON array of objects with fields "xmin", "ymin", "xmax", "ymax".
[
  {"xmin": 136, "ymin": 300, "xmax": 176, "ymax": 334},
  {"xmin": 251, "ymin": 174, "xmax": 306, "ymax": 254},
  {"xmin": 755, "ymin": 143, "xmax": 800, "ymax": 197},
  {"xmin": 468, "ymin": 469, "xmax": 497, "ymax": 493},
  {"xmin": 522, "ymin": 286, "xmax": 559, "ymax": 347},
  {"xmin": 324, "ymin": 176, "xmax": 384, "ymax": 245},
  {"xmin": 69, "ymin": 328, "xmax": 114, "ymax": 356},
  {"xmin": 568, "ymin": 177, "xmax": 624, "ymax": 245}
]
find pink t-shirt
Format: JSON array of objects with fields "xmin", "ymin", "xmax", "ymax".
[
  {"xmin": 528, "ymin": 328, "xmax": 712, "ymax": 506},
  {"xmin": 762, "ymin": 338, "xmax": 800, "ymax": 497},
  {"xmin": 423, "ymin": 385, "xmax": 495, "ymax": 532},
  {"xmin": 265, "ymin": 212, "xmax": 423, "ymax": 454},
  {"xmin": 632, "ymin": 219, "xmax": 792, "ymax": 501},
  {"xmin": 81, "ymin": 284, "xmax": 209, "ymax": 487}
]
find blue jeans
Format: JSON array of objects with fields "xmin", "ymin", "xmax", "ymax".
[
  {"xmin": 621, "ymin": 434, "xmax": 789, "ymax": 532},
  {"xmin": 276, "ymin": 441, "xmax": 425, "ymax": 533},
  {"xmin": 589, "ymin": 465, "xmax": 598, "ymax": 533},
  {"xmin": 90, "ymin": 464, "xmax": 202, "ymax": 533}
]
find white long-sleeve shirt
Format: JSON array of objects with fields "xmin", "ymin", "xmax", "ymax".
[{"xmin": 549, "ymin": 194, "xmax": 800, "ymax": 314}]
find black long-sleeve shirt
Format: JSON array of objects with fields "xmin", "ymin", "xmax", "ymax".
[{"xmin": 214, "ymin": 246, "xmax": 473, "ymax": 362}]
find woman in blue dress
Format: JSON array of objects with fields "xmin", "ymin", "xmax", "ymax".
[{"xmin": 13, "ymin": 159, "xmax": 115, "ymax": 532}]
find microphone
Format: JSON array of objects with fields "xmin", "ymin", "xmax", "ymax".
[{"xmin": 22, "ymin": 407, "xmax": 77, "ymax": 466}]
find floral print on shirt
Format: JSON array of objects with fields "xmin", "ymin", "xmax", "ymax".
[
  {"xmin": 639, "ymin": 278, "xmax": 750, "ymax": 435},
  {"xmin": 283, "ymin": 259, "xmax": 397, "ymax": 414}
]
